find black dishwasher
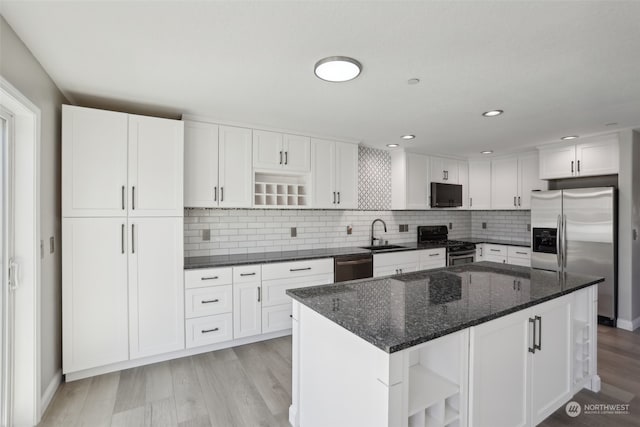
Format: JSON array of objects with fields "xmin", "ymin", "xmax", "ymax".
[{"xmin": 334, "ymin": 254, "xmax": 373, "ymax": 283}]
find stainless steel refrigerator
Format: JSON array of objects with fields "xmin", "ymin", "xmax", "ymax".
[{"xmin": 531, "ymin": 187, "xmax": 617, "ymax": 324}]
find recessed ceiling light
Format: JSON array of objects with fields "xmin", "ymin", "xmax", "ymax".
[
  {"xmin": 401, "ymin": 135, "xmax": 415, "ymax": 140},
  {"xmin": 482, "ymin": 110, "xmax": 504, "ymax": 117},
  {"xmin": 407, "ymin": 78, "xmax": 420, "ymax": 85},
  {"xmin": 561, "ymin": 135, "xmax": 579, "ymax": 140},
  {"xmin": 314, "ymin": 56, "xmax": 362, "ymax": 82},
  {"xmin": 387, "ymin": 144, "xmax": 399, "ymax": 148},
  {"xmin": 481, "ymin": 150, "xmax": 493, "ymax": 155}
]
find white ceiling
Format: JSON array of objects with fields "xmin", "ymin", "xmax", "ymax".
[{"xmin": 2, "ymin": 1, "xmax": 640, "ymax": 158}]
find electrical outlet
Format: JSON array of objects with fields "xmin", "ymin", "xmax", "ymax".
[
  {"xmin": 49, "ymin": 236, "xmax": 55, "ymax": 253},
  {"xmin": 346, "ymin": 226, "xmax": 352, "ymax": 235},
  {"xmin": 527, "ymin": 224, "xmax": 531, "ymax": 232},
  {"xmin": 399, "ymin": 224, "xmax": 409, "ymax": 232},
  {"xmin": 202, "ymin": 229, "xmax": 211, "ymax": 241},
  {"xmin": 482, "ymin": 222, "xmax": 487, "ymax": 229},
  {"xmin": 448, "ymin": 222, "xmax": 453, "ymax": 230},
  {"xmin": 291, "ymin": 227, "xmax": 297, "ymax": 237}
]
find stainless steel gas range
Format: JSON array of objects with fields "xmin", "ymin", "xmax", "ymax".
[{"xmin": 417, "ymin": 225, "xmax": 476, "ymax": 266}]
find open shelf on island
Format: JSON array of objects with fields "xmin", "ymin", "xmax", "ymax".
[{"xmin": 409, "ymin": 365, "xmax": 459, "ymax": 416}]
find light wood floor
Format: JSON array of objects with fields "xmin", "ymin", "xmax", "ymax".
[{"xmin": 41, "ymin": 326, "xmax": 640, "ymax": 427}]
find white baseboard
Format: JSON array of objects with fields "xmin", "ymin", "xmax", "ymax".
[
  {"xmin": 617, "ymin": 316, "xmax": 640, "ymax": 331},
  {"xmin": 40, "ymin": 369, "xmax": 62, "ymax": 418}
]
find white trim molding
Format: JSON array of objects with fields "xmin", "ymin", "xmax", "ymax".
[
  {"xmin": 39, "ymin": 369, "xmax": 61, "ymax": 419},
  {"xmin": 617, "ymin": 316, "xmax": 640, "ymax": 332},
  {"xmin": 0, "ymin": 75, "xmax": 42, "ymax": 427}
]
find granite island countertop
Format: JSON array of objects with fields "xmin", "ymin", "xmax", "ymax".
[{"xmin": 286, "ymin": 261, "xmax": 603, "ymax": 353}]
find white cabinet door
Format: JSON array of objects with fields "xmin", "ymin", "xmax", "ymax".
[
  {"xmin": 518, "ymin": 153, "xmax": 546, "ymax": 209},
  {"xmin": 262, "ymin": 304, "xmax": 293, "ymax": 333},
  {"xmin": 458, "ymin": 160, "xmax": 469, "ymax": 208},
  {"xmin": 253, "ymin": 130, "xmax": 283, "ymax": 170},
  {"xmin": 406, "ymin": 153, "xmax": 430, "ymax": 209},
  {"xmin": 335, "ymin": 142, "xmax": 358, "ymax": 209},
  {"xmin": 468, "ymin": 161, "xmax": 491, "ymax": 210},
  {"xmin": 538, "ymin": 145, "xmax": 576, "ymax": 179},
  {"xmin": 62, "ymin": 218, "xmax": 129, "ymax": 373},
  {"xmin": 233, "ymin": 282, "xmax": 262, "ymax": 339},
  {"xmin": 184, "ymin": 121, "xmax": 219, "ymax": 208},
  {"xmin": 219, "ymin": 125, "xmax": 252, "ymax": 207},
  {"xmin": 128, "ymin": 217, "xmax": 184, "ymax": 359},
  {"xmin": 128, "ymin": 115, "xmax": 184, "ymax": 217},
  {"xmin": 469, "ymin": 309, "xmax": 531, "ymax": 427},
  {"xmin": 283, "ymin": 134, "xmax": 311, "ymax": 172},
  {"xmin": 311, "ymin": 139, "xmax": 336, "ymax": 209},
  {"xmin": 530, "ymin": 295, "xmax": 572, "ymax": 425},
  {"xmin": 62, "ymin": 105, "xmax": 128, "ymax": 217},
  {"xmin": 491, "ymin": 157, "xmax": 519, "ymax": 209},
  {"xmin": 575, "ymin": 136, "xmax": 619, "ymax": 177},
  {"xmin": 430, "ymin": 156, "xmax": 459, "ymax": 184}
]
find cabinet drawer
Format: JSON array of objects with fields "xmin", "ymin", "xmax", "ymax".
[
  {"xmin": 262, "ymin": 274, "xmax": 333, "ymax": 307},
  {"xmin": 418, "ymin": 249, "xmax": 446, "ymax": 269},
  {"xmin": 508, "ymin": 246, "xmax": 531, "ymax": 260},
  {"xmin": 373, "ymin": 251, "xmax": 419, "ymax": 268},
  {"xmin": 233, "ymin": 264, "xmax": 262, "ymax": 283},
  {"xmin": 185, "ymin": 285, "xmax": 232, "ymax": 319},
  {"xmin": 508, "ymin": 257, "xmax": 531, "ymax": 267},
  {"xmin": 262, "ymin": 304, "xmax": 293, "ymax": 333},
  {"xmin": 185, "ymin": 267, "xmax": 232, "ymax": 289},
  {"xmin": 484, "ymin": 244, "xmax": 507, "ymax": 257},
  {"xmin": 185, "ymin": 313, "xmax": 233, "ymax": 348},
  {"xmin": 262, "ymin": 258, "xmax": 333, "ymax": 281},
  {"xmin": 484, "ymin": 254, "xmax": 507, "ymax": 264}
]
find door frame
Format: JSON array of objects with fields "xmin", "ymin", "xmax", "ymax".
[{"xmin": 0, "ymin": 75, "xmax": 42, "ymax": 426}]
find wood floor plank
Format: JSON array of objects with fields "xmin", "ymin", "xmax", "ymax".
[
  {"xmin": 143, "ymin": 396, "xmax": 178, "ymax": 427},
  {"xmin": 38, "ymin": 377, "xmax": 92, "ymax": 427},
  {"xmin": 110, "ymin": 406, "xmax": 144, "ymax": 427},
  {"xmin": 145, "ymin": 360, "xmax": 174, "ymax": 403},
  {"xmin": 113, "ymin": 366, "xmax": 146, "ymax": 413},
  {"xmin": 75, "ymin": 371, "xmax": 120, "ymax": 427},
  {"xmin": 170, "ymin": 356, "xmax": 210, "ymax": 424}
]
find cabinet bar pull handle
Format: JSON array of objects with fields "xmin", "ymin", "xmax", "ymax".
[
  {"xmin": 214, "ymin": 186, "xmax": 217, "ymax": 202},
  {"xmin": 240, "ymin": 272, "xmax": 256, "ymax": 276},
  {"xmin": 490, "ymin": 249, "xmax": 500, "ymax": 252},
  {"xmin": 290, "ymin": 267, "xmax": 312, "ymax": 272},
  {"xmin": 201, "ymin": 276, "xmax": 219, "ymax": 280},
  {"xmin": 571, "ymin": 160, "xmax": 574, "ymax": 174},
  {"xmin": 513, "ymin": 196, "xmax": 517, "ymax": 207},
  {"xmin": 513, "ymin": 280, "xmax": 516, "ymax": 290},
  {"xmin": 131, "ymin": 224, "xmax": 135, "ymax": 254},
  {"xmin": 534, "ymin": 315, "xmax": 542, "ymax": 351},
  {"xmin": 337, "ymin": 192, "xmax": 340, "ymax": 204},
  {"xmin": 122, "ymin": 186, "xmax": 125, "ymax": 210},
  {"xmin": 395, "ymin": 269, "xmax": 399, "ymax": 274},
  {"xmin": 516, "ymin": 251, "xmax": 527, "ymax": 255},
  {"xmin": 121, "ymin": 224, "xmax": 125, "ymax": 254},
  {"xmin": 577, "ymin": 160, "xmax": 580, "ymax": 173},
  {"xmin": 529, "ymin": 317, "xmax": 536, "ymax": 353},
  {"xmin": 285, "ymin": 151, "xmax": 288, "ymax": 165},
  {"xmin": 429, "ymin": 253, "xmax": 440, "ymax": 257},
  {"xmin": 257, "ymin": 286, "xmax": 261, "ymax": 302},
  {"xmin": 470, "ymin": 197, "xmax": 472, "ymax": 207},
  {"xmin": 202, "ymin": 328, "xmax": 219, "ymax": 334},
  {"xmin": 132, "ymin": 186, "xmax": 135, "ymax": 210},
  {"xmin": 202, "ymin": 299, "xmax": 219, "ymax": 304},
  {"xmin": 220, "ymin": 187, "xmax": 224, "ymax": 202},
  {"xmin": 518, "ymin": 196, "xmax": 521, "ymax": 207},
  {"xmin": 280, "ymin": 151, "xmax": 283, "ymax": 164},
  {"xmin": 333, "ymin": 192, "xmax": 336, "ymax": 204}
]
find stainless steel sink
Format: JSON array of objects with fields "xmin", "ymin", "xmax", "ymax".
[{"xmin": 359, "ymin": 244, "xmax": 408, "ymax": 252}]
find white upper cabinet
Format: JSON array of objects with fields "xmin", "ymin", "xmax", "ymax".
[
  {"xmin": 62, "ymin": 105, "xmax": 129, "ymax": 217},
  {"xmin": 468, "ymin": 161, "xmax": 491, "ymax": 210},
  {"xmin": 492, "ymin": 152, "xmax": 546, "ymax": 209},
  {"xmin": 430, "ymin": 156, "xmax": 460, "ymax": 184},
  {"xmin": 391, "ymin": 151, "xmax": 430, "ymax": 210},
  {"xmin": 128, "ymin": 115, "xmax": 184, "ymax": 217},
  {"xmin": 219, "ymin": 125, "xmax": 253, "ymax": 207},
  {"xmin": 184, "ymin": 121, "xmax": 219, "ymax": 207},
  {"xmin": 538, "ymin": 134, "xmax": 619, "ymax": 179},
  {"xmin": 311, "ymin": 139, "xmax": 358, "ymax": 209},
  {"xmin": 253, "ymin": 130, "xmax": 311, "ymax": 172},
  {"xmin": 183, "ymin": 122, "xmax": 252, "ymax": 208},
  {"xmin": 458, "ymin": 160, "xmax": 469, "ymax": 209},
  {"xmin": 63, "ymin": 105, "xmax": 183, "ymax": 218}
]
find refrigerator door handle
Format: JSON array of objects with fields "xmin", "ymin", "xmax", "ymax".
[
  {"xmin": 563, "ymin": 214, "xmax": 568, "ymax": 268},
  {"xmin": 557, "ymin": 214, "xmax": 562, "ymax": 269}
]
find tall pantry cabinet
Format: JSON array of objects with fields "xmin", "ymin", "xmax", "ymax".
[{"xmin": 62, "ymin": 105, "xmax": 184, "ymax": 375}]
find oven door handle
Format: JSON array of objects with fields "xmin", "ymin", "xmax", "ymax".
[{"xmin": 335, "ymin": 259, "xmax": 372, "ymax": 266}]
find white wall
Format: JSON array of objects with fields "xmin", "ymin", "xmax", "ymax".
[{"xmin": 0, "ymin": 15, "xmax": 66, "ymax": 397}]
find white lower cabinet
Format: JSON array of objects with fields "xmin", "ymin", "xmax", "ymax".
[
  {"xmin": 128, "ymin": 217, "xmax": 185, "ymax": 359},
  {"xmin": 185, "ymin": 285, "xmax": 233, "ymax": 318},
  {"xmin": 186, "ymin": 313, "xmax": 233, "ymax": 348},
  {"xmin": 417, "ymin": 248, "xmax": 447, "ymax": 270},
  {"xmin": 374, "ymin": 251, "xmax": 419, "ymax": 277},
  {"xmin": 469, "ymin": 294, "xmax": 572, "ymax": 427},
  {"xmin": 477, "ymin": 244, "xmax": 531, "ymax": 267},
  {"xmin": 233, "ymin": 279, "xmax": 263, "ymax": 339},
  {"xmin": 262, "ymin": 305, "xmax": 294, "ymax": 334}
]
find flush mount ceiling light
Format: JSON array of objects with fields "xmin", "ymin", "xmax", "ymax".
[
  {"xmin": 482, "ymin": 110, "xmax": 504, "ymax": 117},
  {"xmin": 401, "ymin": 135, "xmax": 415, "ymax": 140},
  {"xmin": 314, "ymin": 56, "xmax": 362, "ymax": 82},
  {"xmin": 561, "ymin": 135, "xmax": 579, "ymax": 140},
  {"xmin": 387, "ymin": 144, "xmax": 399, "ymax": 148},
  {"xmin": 481, "ymin": 150, "xmax": 493, "ymax": 154}
]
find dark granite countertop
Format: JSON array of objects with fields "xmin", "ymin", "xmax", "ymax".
[
  {"xmin": 184, "ymin": 242, "xmax": 447, "ymax": 269},
  {"xmin": 460, "ymin": 237, "xmax": 531, "ymax": 247},
  {"xmin": 286, "ymin": 262, "xmax": 603, "ymax": 353}
]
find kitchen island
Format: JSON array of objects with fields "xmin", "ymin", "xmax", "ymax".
[{"xmin": 287, "ymin": 262, "xmax": 603, "ymax": 427}]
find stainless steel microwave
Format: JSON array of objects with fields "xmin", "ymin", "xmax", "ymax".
[{"xmin": 430, "ymin": 182, "xmax": 463, "ymax": 208}]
